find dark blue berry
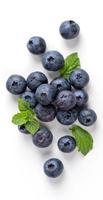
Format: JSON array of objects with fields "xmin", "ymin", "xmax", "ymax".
[
  {"xmin": 59, "ymin": 20, "xmax": 80, "ymax": 39},
  {"xmin": 70, "ymin": 69, "xmax": 89, "ymax": 89},
  {"xmin": 44, "ymin": 158, "xmax": 64, "ymax": 178},
  {"xmin": 50, "ymin": 77, "xmax": 71, "ymax": 93},
  {"xmin": 78, "ymin": 108, "xmax": 97, "ymax": 126},
  {"xmin": 27, "ymin": 71, "xmax": 48, "ymax": 92},
  {"xmin": 32, "ymin": 127, "xmax": 53, "ymax": 148},
  {"xmin": 6, "ymin": 75, "xmax": 27, "ymax": 95},
  {"xmin": 35, "ymin": 84, "xmax": 57, "ymax": 105},
  {"xmin": 74, "ymin": 89, "xmax": 88, "ymax": 107},
  {"xmin": 55, "ymin": 90, "xmax": 76, "ymax": 111},
  {"xmin": 27, "ymin": 36, "xmax": 46, "ymax": 54},
  {"xmin": 42, "ymin": 51, "xmax": 64, "ymax": 71},
  {"xmin": 56, "ymin": 108, "xmax": 78, "ymax": 125},
  {"xmin": 58, "ymin": 136, "xmax": 76, "ymax": 153},
  {"xmin": 35, "ymin": 103, "xmax": 56, "ymax": 122},
  {"xmin": 18, "ymin": 125, "xmax": 29, "ymax": 134},
  {"xmin": 21, "ymin": 91, "xmax": 37, "ymax": 108}
]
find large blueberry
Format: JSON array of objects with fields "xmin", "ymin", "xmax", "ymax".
[
  {"xmin": 59, "ymin": 20, "xmax": 80, "ymax": 39},
  {"xmin": 50, "ymin": 77, "xmax": 71, "ymax": 93},
  {"xmin": 78, "ymin": 108, "xmax": 97, "ymax": 126},
  {"xmin": 44, "ymin": 158, "xmax": 64, "ymax": 178},
  {"xmin": 32, "ymin": 127, "xmax": 53, "ymax": 148},
  {"xmin": 27, "ymin": 71, "xmax": 48, "ymax": 92},
  {"xmin": 6, "ymin": 75, "xmax": 27, "ymax": 95},
  {"xmin": 55, "ymin": 90, "xmax": 76, "ymax": 111},
  {"xmin": 70, "ymin": 69, "xmax": 89, "ymax": 89},
  {"xmin": 74, "ymin": 89, "xmax": 88, "ymax": 107},
  {"xmin": 21, "ymin": 91, "xmax": 37, "ymax": 108},
  {"xmin": 58, "ymin": 136, "xmax": 76, "ymax": 153},
  {"xmin": 35, "ymin": 103, "xmax": 56, "ymax": 122},
  {"xmin": 42, "ymin": 51, "xmax": 64, "ymax": 71},
  {"xmin": 35, "ymin": 84, "xmax": 57, "ymax": 105},
  {"xmin": 27, "ymin": 36, "xmax": 46, "ymax": 54},
  {"xmin": 18, "ymin": 125, "xmax": 29, "ymax": 134},
  {"xmin": 56, "ymin": 108, "xmax": 78, "ymax": 125}
]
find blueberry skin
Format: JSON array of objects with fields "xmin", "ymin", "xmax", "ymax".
[
  {"xmin": 18, "ymin": 125, "xmax": 29, "ymax": 134},
  {"xmin": 74, "ymin": 89, "xmax": 88, "ymax": 107},
  {"xmin": 42, "ymin": 51, "xmax": 64, "ymax": 71},
  {"xmin": 59, "ymin": 20, "xmax": 80, "ymax": 39},
  {"xmin": 78, "ymin": 108, "xmax": 97, "ymax": 126},
  {"xmin": 56, "ymin": 108, "xmax": 78, "ymax": 125},
  {"xmin": 70, "ymin": 69, "xmax": 89, "ymax": 89},
  {"xmin": 32, "ymin": 127, "xmax": 53, "ymax": 148},
  {"xmin": 6, "ymin": 75, "xmax": 27, "ymax": 95},
  {"xmin": 50, "ymin": 77, "xmax": 71, "ymax": 93},
  {"xmin": 58, "ymin": 136, "xmax": 76, "ymax": 153},
  {"xmin": 21, "ymin": 91, "xmax": 37, "ymax": 108},
  {"xmin": 27, "ymin": 71, "xmax": 48, "ymax": 92},
  {"xmin": 44, "ymin": 158, "xmax": 64, "ymax": 178},
  {"xmin": 27, "ymin": 36, "xmax": 46, "ymax": 54},
  {"xmin": 55, "ymin": 90, "xmax": 76, "ymax": 111},
  {"xmin": 35, "ymin": 103, "xmax": 56, "ymax": 122},
  {"xmin": 35, "ymin": 84, "xmax": 57, "ymax": 105}
]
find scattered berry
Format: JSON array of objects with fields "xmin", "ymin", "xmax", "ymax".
[
  {"xmin": 58, "ymin": 135, "xmax": 76, "ymax": 153},
  {"xmin": 21, "ymin": 91, "xmax": 37, "ymax": 108},
  {"xmin": 50, "ymin": 77, "xmax": 71, "ymax": 93},
  {"xmin": 27, "ymin": 36, "xmax": 46, "ymax": 54},
  {"xmin": 18, "ymin": 125, "xmax": 29, "ymax": 134},
  {"xmin": 74, "ymin": 89, "xmax": 88, "ymax": 107},
  {"xmin": 78, "ymin": 108, "xmax": 97, "ymax": 126}
]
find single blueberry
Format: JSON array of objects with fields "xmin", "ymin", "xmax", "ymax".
[
  {"xmin": 70, "ymin": 69, "xmax": 89, "ymax": 89},
  {"xmin": 32, "ymin": 127, "xmax": 53, "ymax": 148},
  {"xmin": 55, "ymin": 90, "xmax": 76, "ymax": 111},
  {"xmin": 44, "ymin": 158, "xmax": 64, "ymax": 178},
  {"xmin": 58, "ymin": 136, "xmax": 76, "ymax": 153},
  {"xmin": 50, "ymin": 77, "xmax": 71, "ymax": 93},
  {"xmin": 56, "ymin": 108, "xmax": 78, "ymax": 125},
  {"xmin": 6, "ymin": 75, "xmax": 27, "ymax": 95},
  {"xmin": 27, "ymin": 36, "xmax": 46, "ymax": 54},
  {"xmin": 18, "ymin": 125, "xmax": 29, "ymax": 134},
  {"xmin": 59, "ymin": 20, "xmax": 80, "ymax": 39},
  {"xmin": 74, "ymin": 89, "xmax": 88, "ymax": 107},
  {"xmin": 35, "ymin": 84, "xmax": 57, "ymax": 105},
  {"xmin": 20, "ymin": 91, "xmax": 37, "ymax": 108},
  {"xmin": 27, "ymin": 71, "xmax": 48, "ymax": 92},
  {"xmin": 35, "ymin": 103, "xmax": 56, "ymax": 122},
  {"xmin": 42, "ymin": 51, "xmax": 64, "ymax": 71},
  {"xmin": 78, "ymin": 108, "xmax": 97, "ymax": 126}
]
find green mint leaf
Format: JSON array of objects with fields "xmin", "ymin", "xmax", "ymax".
[
  {"xmin": 70, "ymin": 125, "xmax": 93, "ymax": 156},
  {"xmin": 12, "ymin": 111, "xmax": 30, "ymax": 125},
  {"xmin": 25, "ymin": 119, "xmax": 40, "ymax": 135},
  {"xmin": 60, "ymin": 53, "xmax": 80, "ymax": 79},
  {"xmin": 18, "ymin": 98, "xmax": 33, "ymax": 112}
]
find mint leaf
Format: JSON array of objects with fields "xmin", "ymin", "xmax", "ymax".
[
  {"xmin": 18, "ymin": 98, "xmax": 33, "ymax": 112},
  {"xmin": 25, "ymin": 119, "xmax": 40, "ymax": 135},
  {"xmin": 60, "ymin": 53, "xmax": 80, "ymax": 79},
  {"xmin": 12, "ymin": 111, "xmax": 30, "ymax": 125},
  {"xmin": 70, "ymin": 125, "xmax": 93, "ymax": 155}
]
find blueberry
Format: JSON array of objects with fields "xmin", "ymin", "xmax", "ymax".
[
  {"xmin": 35, "ymin": 84, "xmax": 57, "ymax": 105},
  {"xmin": 44, "ymin": 158, "xmax": 64, "ymax": 178},
  {"xmin": 18, "ymin": 125, "xmax": 29, "ymax": 134},
  {"xmin": 27, "ymin": 36, "xmax": 46, "ymax": 54},
  {"xmin": 35, "ymin": 103, "xmax": 56, "ymax": 122},
  {"xmin": 27, "ymin": 71, "xmax": 48, "ymax": 92},
  {"xmin": 78, "ymin": 108, "xmax": 97, "ymax": 126},
  {"xmin": 32, "ymin": 127, "xmax": 53, "ymax": 148},
  {"xmin": 59, "ymin": 20, "xmax": 80, "ymax": 39},
  {"xmin": 74, "ymin": 89, "xmax": 88, "ymax": 107},
  {"xmin": 50, "ymin": 77, "xmax": 71, "ymax": 93},
  {"xmin": 70, "ymin": 69, "xmax": 89, "ymax": 89},
  {"xmin": 55, "ymin": 90, "xmax": 76, "ymax": 111},
  {"xmin": 6, "ymin": 75, "xmax": 27, "ymax": 95},
  {"xmin": 56, "ymin": 108, "xmax": 78, "ymax": 125},
  {"xmin": 42, "ymin": 51, "xmax": 64, "ymax": 71},
  {"xmin": 21, "ymin": 91, "xmax": 37, "ymax": 108},
  {"xmin": 58, "ymin": 136, "xmax": 76, "ymax": 153}
]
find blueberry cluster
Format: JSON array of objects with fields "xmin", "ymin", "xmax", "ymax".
[{"xmin": 6, "ymin": 20, "xmax": 97, "ymax": 178}]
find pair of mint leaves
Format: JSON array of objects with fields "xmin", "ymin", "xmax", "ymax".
[{"xmin": 12, "ymin": 53, "xmax": 93, "ymax": 156}]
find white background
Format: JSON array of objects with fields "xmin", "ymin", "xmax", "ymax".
[{"xmin": 0, "ymin": 0, "xmax": 103, "ymax": 199}]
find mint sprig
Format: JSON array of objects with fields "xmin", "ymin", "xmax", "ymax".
[
  {"xmin": 12, "ymin": 98, "xmax": 40, "ymax": 135},
  {"xmin": 60, "ymin": 53, "xmax": 81, "ymax": 79},
  {"xmin": 70, "ymin": 125, "xmax": 93, "ymax": 155}
]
